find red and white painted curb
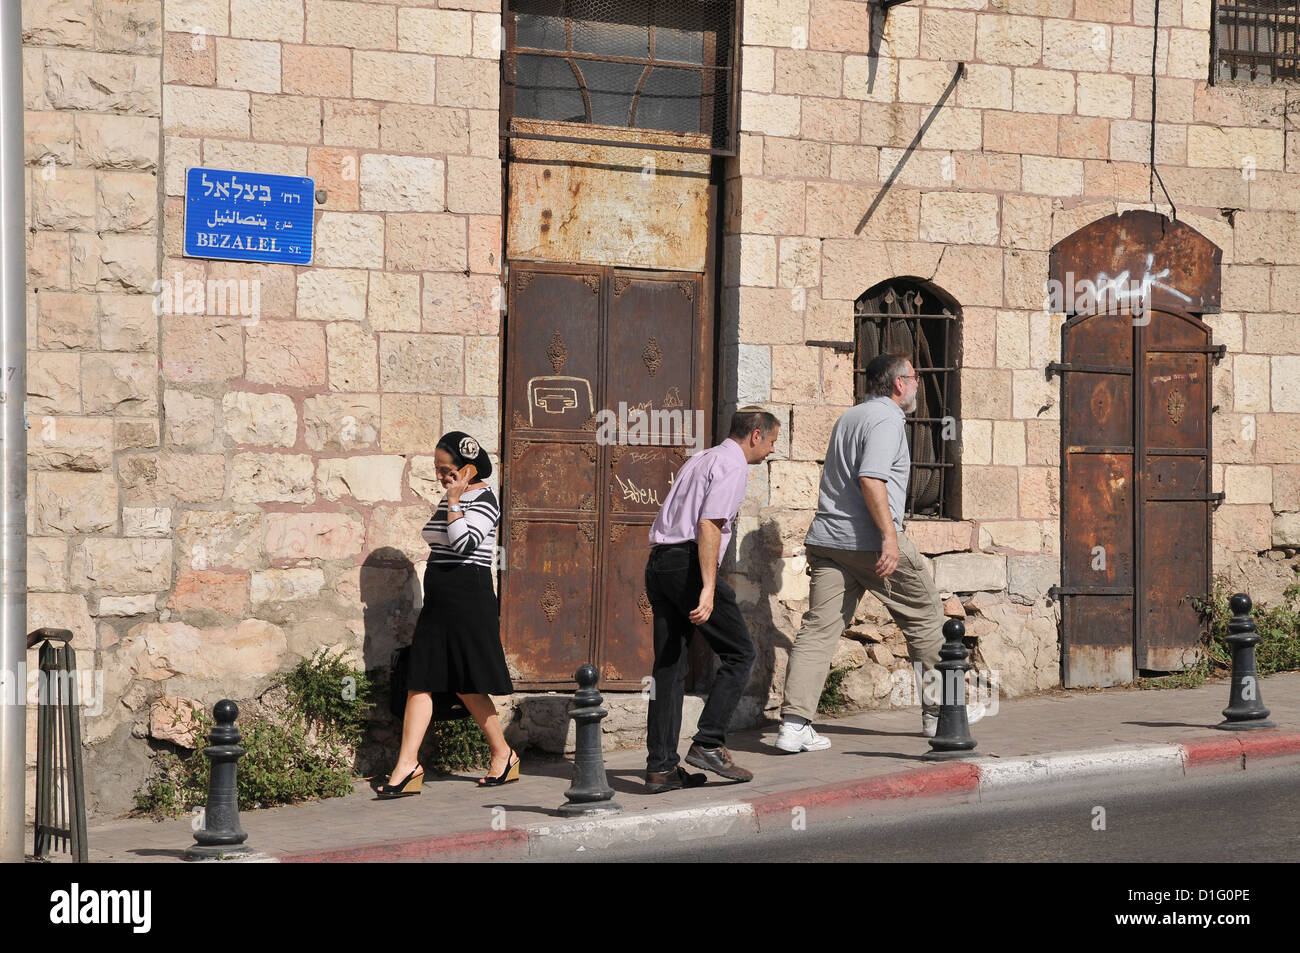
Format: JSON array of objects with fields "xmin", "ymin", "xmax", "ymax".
[
  {"xmin": 748, "ymin": 732, "xmax": 1300, "ymax": 820},
  {"xmin": 279, "ymin": 732, "xmax": 1300, "ymax": 862}
]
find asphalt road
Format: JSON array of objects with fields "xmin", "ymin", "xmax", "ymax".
[{"xmin": 537, "ymin": 762, "xmax": 1300, "ymax": 863}]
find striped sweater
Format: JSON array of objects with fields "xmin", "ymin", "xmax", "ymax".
[{"xmin": 421, "ymin": 486, "xmax": 500, "ymax": 567}]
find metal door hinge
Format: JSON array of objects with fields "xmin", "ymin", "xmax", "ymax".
[
  {"xmin": 1046, "ymin": 362, "xmax": 1132, "ymax": 379},
  {"xmin": 1145, "ymin": 492, "xmax": 1226, "ymax": 504},
  {"xmin": 1048, "ymin": 585, "xmax": 1135, "ymax": 598}
]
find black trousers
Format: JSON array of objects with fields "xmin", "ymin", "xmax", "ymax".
[{"xmin": 644, "ymin": 543, "xmax": 756, "ymax": 773}]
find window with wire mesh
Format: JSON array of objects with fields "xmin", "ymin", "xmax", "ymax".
[
  {"xmin": 1213, "ymin": 0, "xmax": 1300, "ymax": 83},
  {"xmin": 854, "ymin": 282, "xmax": 960, "ymax": 521},
  {"xmin": 504, "ymin": 0, "xmax": 737, "ymax": 152}
]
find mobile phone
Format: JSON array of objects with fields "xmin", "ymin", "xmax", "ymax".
[{"xmin": 459, "ymin": 464, "xmax": 478, "ymax": 484}]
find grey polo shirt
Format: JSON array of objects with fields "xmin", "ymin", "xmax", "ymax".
[{"xmin": 804, "ymin": 397, "xmax": 910, "ymax": 552}]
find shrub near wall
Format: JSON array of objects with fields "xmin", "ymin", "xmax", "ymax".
[{"xmin": 135, "ymin": 650, "xmax": 372, "ymax": 815}]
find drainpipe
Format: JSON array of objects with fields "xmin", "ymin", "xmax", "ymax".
[{"xmin": 0, "ymin": 0, "xmax": 28, "ymax": 864}]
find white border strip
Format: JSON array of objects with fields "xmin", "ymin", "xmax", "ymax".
[
  {"xmin": 976, "ymin": 744, "xmax": 1188, "ymax": 799},
  {"xmin": 526, "ymin": 803, "xmax": 758, "ymax": 853}
]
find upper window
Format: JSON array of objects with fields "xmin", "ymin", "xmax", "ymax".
[
  {"xmin": 504, "ymin": 0, "xmax": 737, "ymax": 153},
  {"xmin": 1213, "ymin": 0, "xmax": 1300, "ymax": 83},
  {"xmin": 855, "ymin": 280, "xmax": 960, "ymax": 521}
]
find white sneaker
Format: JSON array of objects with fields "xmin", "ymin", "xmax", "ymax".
[
  {"xmin": 921, "ymin": 702, "xmax": 987, "ymax": 738},
  {"xmin": 775, "ymin": 721, "xmax": 833, "ymax": 752}
]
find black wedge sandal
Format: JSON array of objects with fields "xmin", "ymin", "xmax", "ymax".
[{"xmin": 376, "ymin": 764, "xmax": 424, "ymax": 799}]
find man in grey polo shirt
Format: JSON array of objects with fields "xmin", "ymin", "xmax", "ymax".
[{"xmin": 774, "ymin": 353, "xmax": 982, "ymax": 750}]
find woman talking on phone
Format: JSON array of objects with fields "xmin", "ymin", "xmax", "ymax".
[{"xmin": 377, "ymin": 431, "xmax": 518, "ymax": 797}]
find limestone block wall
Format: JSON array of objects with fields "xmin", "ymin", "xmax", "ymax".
[
  {"xmin": 21, "ymin": 0, "xmax": 1300, "ymax": 813},
  {"xmin": 23, "ymin": 0, "xmax": 165, "ymax": 813},
  {"xmin": 23, "ymin": 0, "xmax": 505, "ymax": 815},
  {"xmin": 723, "ymin": 0, "xmax": 1300, "ymax": 711}
]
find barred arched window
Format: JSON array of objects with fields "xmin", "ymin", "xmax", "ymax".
[
  {"xmin": 855, "ymin": 279, "xmax": 960, "ymax": 520},
  {"xmin": 1214, "ymin": 0, "xmax": 1300, "ymax": 84}
]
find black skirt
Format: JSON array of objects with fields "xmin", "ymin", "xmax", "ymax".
[{"xmin": 407, "ymin": 561, "xmax": 514, "ymax": 696}]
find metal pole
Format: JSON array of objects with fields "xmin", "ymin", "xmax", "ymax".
[{"xmin": 0, "ymin": 0, "xmax": 28, "ymax": 863}]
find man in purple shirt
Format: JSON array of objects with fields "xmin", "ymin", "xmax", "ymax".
[{"xmin": 643, "ymin": 408, "xmax": 780, "ymax": 793}]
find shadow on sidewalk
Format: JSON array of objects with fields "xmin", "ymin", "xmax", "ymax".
[
  {"xmin": 720, "ymin": 724, "xmax": 923, "ymax": 760},
  {"xmin": 475, "ymin": 803, "xmax": 567, "ymax": 818},
  {"xmin": 841, "ymin": 749, "xmax": 934, "ymax": 762},
  {"xmin": 814, "ymin": 724, "xmax": 923, "ymax": 738}
]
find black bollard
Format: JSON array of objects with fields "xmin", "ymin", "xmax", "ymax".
[
  {"xmin": 558, "ymin": 665, "xmax": 621, "ymax": 817},
  {"xmin": 1215, "ymin": 593, "xmax": 1276, "ymax": 731},
  {"xmin": 183, "ymin": 700, "xmax": 253, "ymax": 860},
  {"xmin": 923, "ymin": 618, "xmax": 980, "ymax": 760}
]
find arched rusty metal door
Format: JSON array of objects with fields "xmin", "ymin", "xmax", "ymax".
[
  {"xmin": 1049, "ymin": 211, "xmax": 1223, "ymax": 687},
  {"xmin": 1055, "ymin": 309, "xmax": 1224, "ymax": 685}
]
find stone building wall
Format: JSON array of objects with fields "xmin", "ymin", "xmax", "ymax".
[
  {"xmin": 22, "ymin": 0, "xmax": 504, "ymax": 815},
  {"xmin": 23, "ymin": 0, "xmax": 166, "ymax": 813},
  {"xmin": 20, "ymin": 0, "xmax": 1300, "ymax": 815},
  {"xmin": 723, "ymin": 0, "xmax": 1300, "ymax": 714}
]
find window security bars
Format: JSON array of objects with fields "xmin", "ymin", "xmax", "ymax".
[
  {"xmin": 503, "ymin": 0, "xmax": 737, "ymax": 154},
  {"xmin": 1214, "ymin": 0, "xmax": 1300, "ymax": 83},
  {"xmin": 855, "ymin": 284, "xmax": 960, "ymax": 520}
]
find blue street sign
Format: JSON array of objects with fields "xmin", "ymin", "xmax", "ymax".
[{"xmin": 184, "ymin": 167, "xmax": 315, "ymax": 265}]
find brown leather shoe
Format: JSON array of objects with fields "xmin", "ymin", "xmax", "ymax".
[
  {"xmin": 644, "ymin": 766, "xmax": 708, "ymax": 794},
  {"xmin": 685, "ymin": 743, "xmax": 753, "ymax": 782}
]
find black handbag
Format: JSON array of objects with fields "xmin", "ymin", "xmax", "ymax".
[{"xmin": 389, "ymin": 646, "xmax": 470, "ymax": 721}]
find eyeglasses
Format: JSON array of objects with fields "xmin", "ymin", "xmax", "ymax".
[{"xmin": 897, "ymin": 372, "xmax": 918, "ymax": 382}]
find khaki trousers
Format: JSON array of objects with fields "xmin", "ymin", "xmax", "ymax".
[{"xmin": 781, "ymin": 535, "xmax": 945, "ymax": 722}]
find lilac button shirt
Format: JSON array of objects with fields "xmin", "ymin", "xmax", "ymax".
[{"xmin": 648, "ymin": 438, "xmax": 751, "ymax": 566}]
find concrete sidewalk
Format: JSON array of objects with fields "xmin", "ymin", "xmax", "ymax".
[{"xmin": 56, "ymin": 672, "xmax": 1300, "ymax": 863}]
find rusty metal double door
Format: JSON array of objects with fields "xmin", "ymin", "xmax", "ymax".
[
  {"xmin": 501, "ymin": 262, "xmax": 711, "ymax": 689},
  {"xmin": 1056, "ymin": 309, "xmax": 1222, "ymax": 687}
]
